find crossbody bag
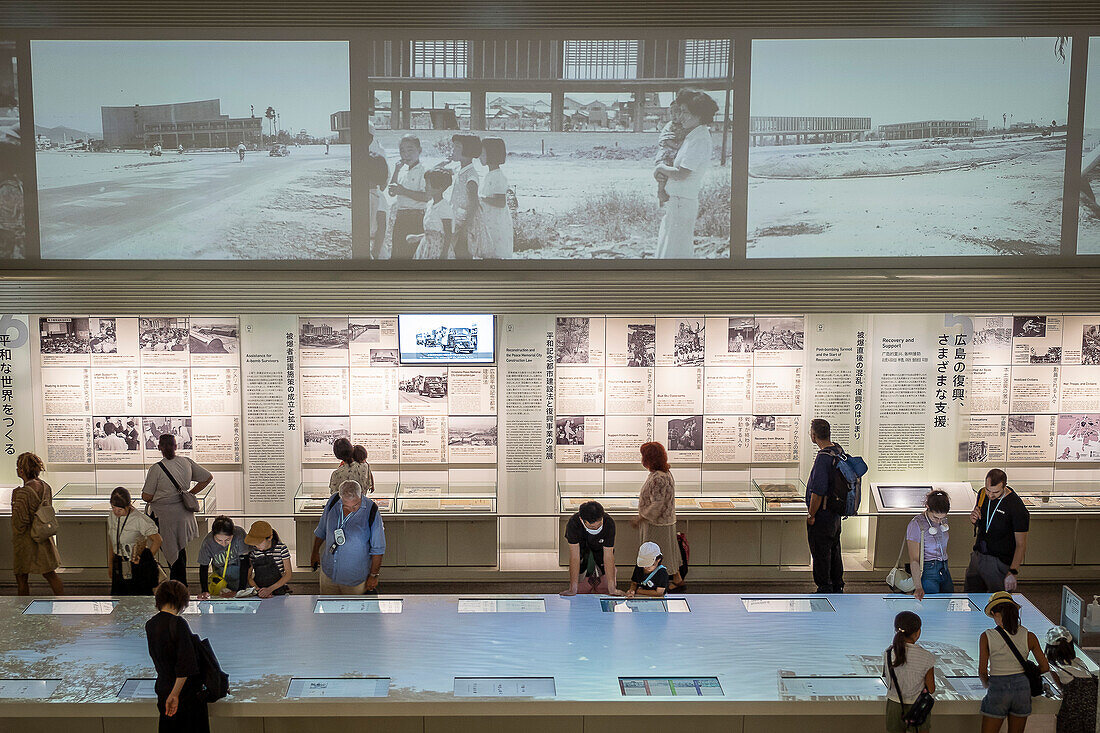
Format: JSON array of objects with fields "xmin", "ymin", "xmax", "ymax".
[
  {"xmin": 885, "ymin": 648, "xmax": 935, "ymax": 730},
  {"xmin": 157, "ymin": 461, "xmax": 200, "ymax": 513},
  {"xmin": 994, "ymin": 627, "xmax": 1044, "ymax": 696}
]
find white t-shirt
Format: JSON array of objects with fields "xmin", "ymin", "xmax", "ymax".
[
  {"xmin": 393, "ymin": 162, "xmax": 427, "ymax": 211},
  {"xmin": 664, "ymin": 123, "xmax": 713, "ymax": 200},
  {"xmin": 423, "ymin": 197, "xmax": 454, "ymax": 234},
  {"xmin": 107, "ymin": 509, "xmax": 159, "ymax": 556},
  {"xmin": 883, "ymin": 643, "xmax": 936, "ymax": 703}
]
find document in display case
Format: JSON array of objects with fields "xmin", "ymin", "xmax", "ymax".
[
  {"xmin": 600, "ymin": 598, "xmax": 690, "ymax": 613},
  {"xmin": 558, "ymin": 480, "xmax": 762, "ymax": 514},
  {"xmin": 23, "ymin": 600, "xmax": 118, "ymax": 615},
  {"xmin": 396, "ymin": 480, "xmax": 496, "ymax": 513},
  {"xmin": 453, "ymin": 677, "xmax": 557, "ymax": 697},
  {"xmin": 285, "ymin": 678, "xmax": 390, "ymax": 698},
  {"xmin": 293, "ymin": 482, "xmax": 396, "ymax": 514},
  {"xmin": 619, "ymin": 677, "xmax": 723, "ymax": 697},
  {"xmin": 53, "ymin": 482, "xmax": 216, "ymax": 515},
  {"xmin": 752, "ymin": 478, "xmax": 809, "ymax": 513},
  {"xmin": 971, "ymin": 479, "xmax": 1100, "ymax": 511}
]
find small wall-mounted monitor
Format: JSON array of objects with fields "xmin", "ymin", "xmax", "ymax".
[{"xmin": 398, "ymin": 314, "xmax": 495, "ymax": 364}]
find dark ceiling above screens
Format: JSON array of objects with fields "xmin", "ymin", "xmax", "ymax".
[{"xmin": 2, "ymin": 0, "xmax": 1100, "ymax": 28}]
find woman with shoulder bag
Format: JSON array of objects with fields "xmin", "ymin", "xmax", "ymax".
[
  {"xmin": 107, "ymin": 487, "xmax": 163, "ymax": 595},
  {"xmin": 145, "ymin": 580, "xmax": 210, "ymax": 733},
  {"xmin": 883, "ymin": 611, "xmax": 936, "ymax": 733},
  {"xmin": 907, "ymin": 490, "xmax": 953, "ymax": 600},
  {"xmin": 979, "ymin": 592, "xmax": 1052, "ymax": 733},
  {"xmin": 11, "ymin": 452, "xmax": 64, "ymax": 596},
  {"xmin": 141, "ymin": 434, "xmax": 212, "ymax": 587}
]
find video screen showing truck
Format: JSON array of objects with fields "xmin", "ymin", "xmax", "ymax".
[{"xmin": 399, "ymin": 315, "xmax": 495, "ymax": 364}]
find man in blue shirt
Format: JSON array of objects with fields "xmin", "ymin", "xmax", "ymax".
[
  {"xmin": 310, "ymin": 479, "xmax": 385, "ymax": 594},
  {"xmin": 806, "ymin": 418, "xmax": 844, "ymax": 594}
]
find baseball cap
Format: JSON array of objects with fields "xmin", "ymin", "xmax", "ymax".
[
  {"xmin": 1044, "ymin": 625, "xmax": 1073, "ymax": 645},
  {"xmin": 636, "ymin": 541, "xmax": 661, "ymax": 566},
  {"xmin": 244, "ymin": 520, "xmax": 274, "ymax": 546},
  {"xmin": 984, "ymin": 591, "xmax": 1021, "ymax": 617}
]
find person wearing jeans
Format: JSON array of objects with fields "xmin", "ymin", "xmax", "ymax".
[{"xmin": 907, "ymin": 489, "xmax": 954, "ymax": 600}]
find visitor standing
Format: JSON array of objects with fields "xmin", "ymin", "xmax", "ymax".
[
  {"xmin": 141, "ymin": 434, "xmax": 213, "ymax": 587},
  {"xmin": 11, "ymin": 452, "xmax": 64, "ymax": 596},
  {"xmin": 805, "ymin": 418, "xmax": 845, "ymax": 593},
  {"xmin": 966, "ymin": 469, "xmax": 1029, "ymax": 593}
]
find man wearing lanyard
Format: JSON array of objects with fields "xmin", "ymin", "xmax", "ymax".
[
  {"xmin": 965, "ymin": 468, "xmax": 1030, "ymax": 593},
  {"xmin": 310, "ymin": 479, "xmax": 385, "ymax": 595}
]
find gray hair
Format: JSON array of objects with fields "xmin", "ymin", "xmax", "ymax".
[{"xmin": 337, "ymin": 479, "xmax": 363, "ymax": 500}]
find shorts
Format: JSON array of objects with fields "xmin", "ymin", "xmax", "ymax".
[
  {"xmin": 886, "ymin": 699, "xmax": 931, "ymax": 733},
  {"xmin": 980, "ymin": 674, "xmax": 1032, "ymax": 719}
]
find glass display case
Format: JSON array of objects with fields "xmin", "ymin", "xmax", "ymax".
[
  {"xmin": 752, "ymin": 478, "xmax": 808, "ymax": 514},
  {"xmin": 558, "ymin": 479, "xmax": 763, "ymax": 514},
  {"xmin": 294, "ymin": 481, "xmax": 397, "ymax": 514},
  {"xmin": 396, "ymin": 480, "xmax": 497, "ymax": 513},
  {"xmin": 968, "ymin": 479, "xmax": 1100, "ymax": 511},
  {"xmin": 53, "ymin": 482, "xmax": 216, "ymax": 515}
]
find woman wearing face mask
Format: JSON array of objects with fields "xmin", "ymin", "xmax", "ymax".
[
  {"xmin": 106, "ymin": 487, "xmax": 162, "ymax": 595},
  {"xmin": 907, "ymin": 489, "xmax": 953, "ymax": 600}
]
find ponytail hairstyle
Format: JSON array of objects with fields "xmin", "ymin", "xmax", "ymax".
[
  {"xmin": 995, "ymin": 602, "xmax": 1021, "ymax": 635},
  {"xmin": 890, "ymin": 611, "xmax": 922, "ymax": 667}
]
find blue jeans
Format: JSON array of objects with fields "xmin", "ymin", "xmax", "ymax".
[{"xmin": 920, "ymin": 560, "xmax": 954, "ymax": 595}]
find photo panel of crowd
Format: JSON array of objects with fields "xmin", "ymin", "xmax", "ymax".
[
  {"xmin": 302, "ymin": 416, "xmax": 350, "ymax": 462},
  {"xmin": 93, "ymin": 416, "xmax": 142, "ymax": 452},
  {"xmin": 139, "ymin": 317, "xmax": 190, "ymax": 353},
  {"xmin": 39, "ymin": 317, "xmax": 91, "ymax": 354},
  {"xmin": 0, "ymin": 40, "xmax": 26, "ymax": 259},
  {"xmin": 30, "ymin": 40, "xmax": 351, "ymax": 261},
  {"xmin": 143, "ymin": 417, "xmax": 192, "ymax": 452},
  {"xmin": 366, "ymin": 36, "xmax": 733, "ymax": 260},
  {"xmin": 748, "ymin": 37, "xmax": 1071, "ymax": 258}
]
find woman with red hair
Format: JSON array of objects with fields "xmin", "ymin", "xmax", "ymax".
[{"xmin": 632, "ymin": 441, "xmax": 685, "ymax": 590}]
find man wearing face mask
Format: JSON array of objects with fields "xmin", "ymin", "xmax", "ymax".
[
  {"xmin": 560, "ymin": 501, "xmax": 623, "ymax": 597},
  {"xmin": 965, "ymin": 468, "xmax": 1029, "ymax": 593}
]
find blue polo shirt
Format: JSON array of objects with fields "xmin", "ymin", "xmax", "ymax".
[{"xmin": 314, "ymin": 498, "xmax": 386, "ymax": 586}]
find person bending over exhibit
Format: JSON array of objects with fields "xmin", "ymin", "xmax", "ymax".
[
  {"xmin": 11, "ymin": 452, "xmax": 64, "ymax": 596},
  {"xmin": 146, "ymin": 580, "xmax": 210, "ymax": 733},
  {"xmin": 626, "ymin": 542, "xmax": 670, "ymax": 599},
  {"xmin": 907, "ymin": 489, "xmax": 953, "ymax": 600},
  {"xmin": 630, "ymin": 441, "xmax": 685, "ymax": 590},
  {"xmin": 107, "ymin": 487, "xmax": 162, "ymax": 596},
  {"xmin": 1044, "ymin": 626, "xmax": 1097, "ymax": 733},
  {"xmin": 966, "ymin": 469, "xmax": 1029, "ymax": 593},
  {"xmin": 978, "ymin": 592, "xmax": 1051, "ymax": 733},
  {"xmin": 805, "ymin": 418, "xmax": 845, "ymax": 594},
  {"xmin": 883, "ymin": 611, "xmax": 936, "ymax": 733},
  {"xmin": 311, "ymin": 479, "xmax": 385, "ymax": 595},
  {"xmin": 328, "ymin": 438, "xmax": 375, "ymax": 496},
  {"xmin": 244, "ymin": 520, "xmax": 292, "ymax": 597},
  {"xmin": 196, "ymin": 516, "xmax": 249, "ymax": 600},
  {"xmin": 560, "ymin": 500, "xmax": 623, "ymax": 597},
  {"xmin": 141, "ymin": 434, "xmax": 213, "ymax": 587},
  {"xmin": 653, "ymin": 89, "xmax": 718, "ymax": 259}
]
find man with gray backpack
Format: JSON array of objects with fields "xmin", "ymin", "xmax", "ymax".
[{"xmin": 805, "ymin": 419, "xmax": 867, "ymax": 594}]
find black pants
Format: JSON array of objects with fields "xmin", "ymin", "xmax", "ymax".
[
  {"xmin": 157, "ymin": 692, "xmax": 209, "ymax": 733},
  {"xmin": 391, "ymin": 209, "xmax": 424, "ymax": 259},
  {"xmin": 169, "ymin": 548, "xmax": 188, "ymax": 587},
  {"xmin": 807, "ymin": 513, "xmax": 844, "ymax": 593}
]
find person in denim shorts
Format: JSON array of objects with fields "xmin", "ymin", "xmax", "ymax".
[{"xmin": 978, "ymin": 592, "xmax": 1051, "ymax": 733}]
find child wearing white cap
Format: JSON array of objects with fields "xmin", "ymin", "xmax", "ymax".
[{"xmin": 626, "ymin": 541, "xmax": 670, "ymax": 598}]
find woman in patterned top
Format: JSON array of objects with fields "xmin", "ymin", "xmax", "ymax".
[
  {"xmin": 631, "ymin": 441, "xmax": 685, "ymax": 591},
  {"xmin": 328, "ymin": 438, "xmax": 375, "ymax": 496}
]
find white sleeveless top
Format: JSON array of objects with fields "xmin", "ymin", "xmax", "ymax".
[{"xmin": 985, "ymin": 626, "xmax": 1031, "ymax": 676}]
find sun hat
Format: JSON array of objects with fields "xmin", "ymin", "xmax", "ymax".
[
  {"xmin": 1044, "ymin": 625, "xmax": 1073, "ymax": 645},
  {"xmin": 636, "ymin": 541, "xmax": 661, "ymax": 567},
  {"xmin": 244, "ymin": 520, "xmax": 274, "ymax": 546},
  {"xmin": 984, "ymin": 591, "xmax": 1021, "ymax": 617}
]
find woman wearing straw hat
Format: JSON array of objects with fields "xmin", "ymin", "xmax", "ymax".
[{"xmin": 978, "ymin": 591, "xmax": 1051, "ymax": 733}]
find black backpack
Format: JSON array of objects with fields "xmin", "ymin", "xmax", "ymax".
[
  {"xmin": 192, "ymin": 634, "xmax": 229, "ymax": 703},
  {"xmin": 822, "ymin": 448, "xmax": 851, "ymax": 515}
]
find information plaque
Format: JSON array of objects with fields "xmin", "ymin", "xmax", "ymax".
[
  {"xmin": 117, "ymin": 679, "xmax": 158, "ymax": 699},
  {"xmin": 22, "ymin": 600, "xmax": 118, "ymax": 615},
  {"xmin": 600, "ymin": 598, "xmax": 690, "ymax": 613},
  {"xmin": 285, "ymin": 678, "xmax": 390, "ymax": 698},
  {"xmin": 883, "ymin": 597, "xmax": 977, "ymax": 613},
  {"xmin": 184, "ymin": 600, "xmax": 261, "ymax": 615},
  {"xmin": 619, "ymin": 677, "xmax": 723, "ymax": 697},
  {"xmin": 779, "ymin": 676, "xmax": 887, "ymax": 698},
  {"xmin": 741, "ymin": 597, "xmax": 835, "ymax": 613},
  {"xmin": 314, "ymin": 598, "xmax": 403, "ymax": 614},
  {"xmin": 946, "ymin": 676, "xmax": 987, "ymax": 697},
  {"xmin": 0, "ymin": 679, "xmax": 61, "ymax": 699},
  {"xmin": 458, "ymin": 599, "xmax": 546, "ymax": 613},
  {"xmin": 453, "ymin": 677, "xmax": 557, "ymax": 697}
]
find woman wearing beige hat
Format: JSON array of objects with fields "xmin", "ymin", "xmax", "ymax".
[{"xmin": 978, "ymin": 591, "xmax": 1051, "ymax": 733}]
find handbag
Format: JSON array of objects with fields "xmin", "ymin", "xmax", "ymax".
[
  {"xmin": 157, "ymin": 461, "xmax": 200, "ymax": 513},
  {"xmin": 995, "ymin": 626, "xmax": 1045, "ymax": 696},
  {"xmin": 886, "ymin": 649, "xmax": 935, "ymax": 729},
  {"xmin": 29, "ymin": 485, "xmax": 59, "ymax": 542},
  {"xmin": 887, "ymin": 520, "xmax": 923, "ymax": 594},
  {"xmin": 208, "ymin": 542, "xmax": 232, "ymax": 596}
]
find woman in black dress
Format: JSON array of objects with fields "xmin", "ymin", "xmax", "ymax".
[{"xmin": 145, "ymin": 580, "xmax": 209, "ymax": 732}]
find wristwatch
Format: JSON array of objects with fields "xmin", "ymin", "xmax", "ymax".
[
  {"xmin": 1008, "ymin": 568, "xmax": 1019, "ymax": 576},
  {"xmin": 369, "ymin": 573, "xmax": 380, "ymax": 578}
]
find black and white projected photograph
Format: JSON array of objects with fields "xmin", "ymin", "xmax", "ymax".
[
  {"xmin": 367, "ymin": 37, "xmax": 733, "ymax": 260},
  {"xmin": 189, "ymin": 318, "xmax": 239, "ymax": 354},
  {"xmin": 397, "ymin": 314, "xmax": 495, "ymax": 364},
  {"xmin": 0, "ymin": 41, "xmax": 25, "ymax": 259},
  {"xmin": 399, "ymin": 415, "xmax": 426, "ymax": 434},
  {"xmin": 31, "ymin": 40, "xmax": 351, "ymax": 260},
  {"xmin": 1080, "ymin": 38, "xmax": 1100, "ymax": 254},
  {"xmin": 748, "ymin": 37, "xmax": 1070, "ymax": 258},
  {"xmin": 39, "ymin": 317, "xmax": 90, "ymax": 353}
]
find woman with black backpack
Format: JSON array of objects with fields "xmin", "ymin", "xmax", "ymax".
[
  {"xmin": 145, "ymin": 580, "xmax": 210, "ymax": 732},
  {"xmin": 883, "ymin": 611, "xmax": 936, "ymax": 732}
]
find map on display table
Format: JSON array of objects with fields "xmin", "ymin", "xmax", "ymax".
[
  {"xmin": 285, "ymin": 677, "xmax": 390, "ymax": 698},
  {"xmin": 883, "ymin": 596, "xmax": 977, "ymax": 613},
  {"xmin": 601, "ymin": 598, "xmax": 691, "ymax": 613},
  {"xmin": 0, "ymin": 679, "xmax": 61, "ymax": 699},
  {"xmin": 619, "ymin": 677, "xmax": 724, "ymax": 697},
  {"xmin": 117, "ymin": 678, "xmax": 157, "ymax": 699},
  {"xmin": 457, "ymin": 599, "xmax": 546, "ymax": 613},
  {"xmin": 22, "ymin": 600, "xmax": 117, "ymax": 615},
  {"xmin": 314, "ymin": 598, "xmax": 403, "ymax": 614},
  {"xmin": 742, "ymin": 597, "xmax": 835, "ymax": 613},
  {"xmin": 453, "ymin": 677, "xmax": 557, "ymax": 697}
]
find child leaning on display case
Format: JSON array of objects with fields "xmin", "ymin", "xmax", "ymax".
[
  {"xmin": 625, "ymin": 542, "xmax": 669, "ymax": 599},
  {"xmin": 883, "ymin": 611, "xmax": 936, "ymax": 733}
]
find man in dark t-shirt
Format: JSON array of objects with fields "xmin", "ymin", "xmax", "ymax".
[
  {"xmin": 965, "ymin": 468, "xmax": 1029, "ymax": 592},
  {"xmin": 561, "ymin": 501, "xmax": 623, "ymax": 596},
  {"xmin": 806, "ymin": 418, "xmax": 845, "ymax": 593}
]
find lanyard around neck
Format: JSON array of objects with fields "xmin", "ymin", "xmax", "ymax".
[
  {"xmin": 115, "ymin": 511, "xmax": 131, "ymax": 553},
  {"xmin": 984, "ymin": 494, "xmax": 1007, "ymax": 534}
]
